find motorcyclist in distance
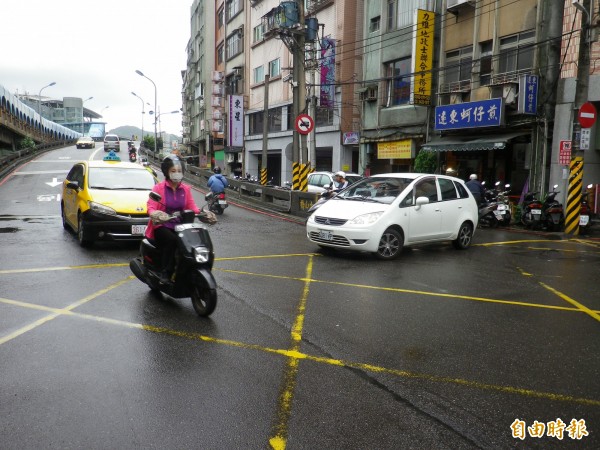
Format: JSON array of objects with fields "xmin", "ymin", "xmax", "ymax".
[
  {"xmin": 208, "ymin": 166, "xmax": 228, "ymax": 194},
  {"xmin": 145, "ymin": 155, "xmax": 207, "ymax": 283}
]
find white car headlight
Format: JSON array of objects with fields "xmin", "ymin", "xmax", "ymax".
[
  {"xmin": 88, "ymin": 201, "xmax": 116, "ymax": 216},
  {"xmin": 194, "ymin": 246, "xmax": 210, "ymax": 263},
  {"xmin": 348, "ymin": 211, "xmax": 383, "ymax": 225}
]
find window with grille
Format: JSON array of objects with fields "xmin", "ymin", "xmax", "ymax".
[
  {"xmin": 479, "ymin": 41, "xmax": 493, "ymax": 86},
  {"xmin": 225, "ymin": 0, "xmax": 243, "ymax": 21},
  {"xmin": 226, "ymin": 33, "xmax": 242, "ymax": 59},
  {"xmin": 445, "ymin": 46, "xmax": 472, "ymax": 85},
  {"xmin": 498, "ymin": 30, "xmax": 535, "ymax": 74}
]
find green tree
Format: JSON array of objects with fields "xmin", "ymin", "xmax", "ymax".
[
  {"xmin": 142, "ymin": 135, "xmax": 155, "ymax": 151},
  {"xmin": 19, "ymin": 137, "xmax": 36, "ymax": 150},
  {"xmin": 413, "ymin": 150, "xmax": 437, "ymax": 174}
]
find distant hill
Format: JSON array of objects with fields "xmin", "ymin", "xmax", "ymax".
[{"xmin": 109, "ymin": 125, "xmax": 180, "ymax": 143}]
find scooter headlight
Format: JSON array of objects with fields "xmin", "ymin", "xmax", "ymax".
[{"xmin": 193, "ymin": 246, "xmax": 210, "ymax": 263}]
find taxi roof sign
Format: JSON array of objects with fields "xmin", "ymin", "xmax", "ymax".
[{"xmin": 103, "ymin": 151, "xmax": 121, "ymax": 161}]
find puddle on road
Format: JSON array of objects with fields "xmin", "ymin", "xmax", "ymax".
[{"xmin": 0, "ymin": 227, "xmax": 20, "ymax": 233}]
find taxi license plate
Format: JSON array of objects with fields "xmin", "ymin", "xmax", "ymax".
[
  {"xmin": 132, "ymin": 225, "xmax": 146, "ymax": 235},
  {"xmin": 319, "ymin": 230, "xmax": 333, "ymax": 241}
]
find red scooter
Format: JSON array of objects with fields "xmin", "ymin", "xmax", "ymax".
[{"xmin": 579, "ymin": 184, "xmax": 594, "ymax": 233}]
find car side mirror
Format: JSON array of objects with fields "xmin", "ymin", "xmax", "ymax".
[
  {"xmin": 414, "ymin": 196, "xmax": 429, "ymax": 210},
  {"xmin": 66, "ymin": 181, "xmax": 80, "ymax": 191}
]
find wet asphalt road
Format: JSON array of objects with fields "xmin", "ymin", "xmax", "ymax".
[{"xmin": 0, "ymin": 144, "xmax": 599, "ymax": 449}]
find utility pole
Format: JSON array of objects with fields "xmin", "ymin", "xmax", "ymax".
[
  {"xmin": 308, "ymin": 40, "xmax": 317, "ymax": 168},
  {"xmin": 261, "ymin": 74, "xmax": 270, "ymax": 193}
]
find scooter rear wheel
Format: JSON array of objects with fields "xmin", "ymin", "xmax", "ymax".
[{"xmin": 191, "ymin": 278, "xmax": 217, "ymax": 317}]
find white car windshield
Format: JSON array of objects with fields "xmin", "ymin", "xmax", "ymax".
[{"xmin": 337, "ymin": 177, "xmax": 413, "ymax": 204}]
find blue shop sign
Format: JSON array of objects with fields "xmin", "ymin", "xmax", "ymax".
[
  {"xmin": 435, "ymin": 98, "xmax": 504, "ymax": 131},
  {"xmin": 518, "ymin": 75, "xmax": 538, "ymax": 115}
]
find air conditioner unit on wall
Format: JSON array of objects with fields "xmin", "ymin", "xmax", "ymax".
[
  {"xmin": 237, "ymin": 152, "xmax": 243, "ymax": 161},
  {"xmin": 450, "ymin": 93, "xmax": 462, "ymax": 104},
  {"xmin": 447, "ymin": 0, "xmax": 475, "ymax": 12},
  {"xmin": 502, "ymin": 83, "xmax": 518, "ymax": 105},
  {"xmin": 226, "ymin": 153, "xmax": 235, "ymax": 163}
]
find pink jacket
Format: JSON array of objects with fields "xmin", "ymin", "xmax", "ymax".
[{"xmin": 145, "ymin": 181, "xmax": 200, "ymax": 239}]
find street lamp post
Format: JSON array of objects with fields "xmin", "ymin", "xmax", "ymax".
[
  {"xmin": 131, "ymin": 92, "xmax": 145, "ymax": 148},
  {"xmin": 135, "ymin": 70, "xmax": 157, "ymax": 155},
  {"xmin": 82, "ymin": 96, "xmax": 93, "ymax": 134},
  {"xmin": 37, "ymin": 82, "xmax": 56, "ymax": 117}
]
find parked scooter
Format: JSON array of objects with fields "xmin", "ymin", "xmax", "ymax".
[
  {"xmin": 579, "ymin": 183, "xmax": 594, "ymax": 234},
  {"xmin": 493, "ymin": 182, "xmax": 512, "ymax": 226},
  {"xmin": 478, "ymin": 182, "xmax": 505, "ymax": 227},
  {"xmin": 205, "ymin": 190, "xmax": 228, "ymax": 215},
  {"xmin": 129, "ymin": 192, "xmax": 218, "ymax": 317},
  {"xmin": 521, "ymin": 191, "xmax": 544, "ymax": 229},
  {"xmin": 541, "ymin": 184, "xmax": 565, "ymax": 231}
]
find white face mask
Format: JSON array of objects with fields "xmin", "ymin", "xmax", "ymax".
[{"xmin": 170, "ymin": 172, "xmax": 183, "ymax": 182}]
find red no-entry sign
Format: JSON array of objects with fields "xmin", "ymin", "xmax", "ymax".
[{"xmin": 578, "ymin": 102, "xmax": 597, "ymax": 128}]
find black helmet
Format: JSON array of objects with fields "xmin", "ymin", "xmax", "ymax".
[
  {"xmin": 213, "ymin": 166, "xmax": 221, "ymax": 174},
  {"xmin": 161, "ymin": 155, "xmax": 184, "ymax": 179}
]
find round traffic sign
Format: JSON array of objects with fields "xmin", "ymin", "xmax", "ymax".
[
  {"xmin": 295, "ymin": 114, "xmax": 314, "ymax": 135},
  {"xmin": 578, "ymin": 102, "xmax": 597, "ymax": 128}
]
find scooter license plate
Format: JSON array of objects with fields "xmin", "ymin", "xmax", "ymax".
[
  {"xmin": 319, "ymin": 230, "xmax": 333, "ymax": 241},
  {"xmin": 531, "ymin": 209, "xmax": 542, "ymax": 215},
  {"xmin": 132, "ymin": 225, "xmax": 147, "ymax": 235},
  {"xmin": 218, "ymin": 200, "xmax": 227, "ymax": 205},
  {"xmin": 580, "ymin": 215, "xmax": 589, "ymax": 226},
  {"xmin": 493, "ymin": 210, "xmax": 506, "ymax": 216}
]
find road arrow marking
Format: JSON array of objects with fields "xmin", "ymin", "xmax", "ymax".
[{"xmin": 46, "ymin": 177, "xmax": 61, "ymax": 187}]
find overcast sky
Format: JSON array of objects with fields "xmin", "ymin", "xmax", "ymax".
[{"xmin": 0, "ymin": 0, "xmax": 192, "ymax": 136}]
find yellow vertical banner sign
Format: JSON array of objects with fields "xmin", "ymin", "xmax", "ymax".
[
  {"xmin": 565, "ymin": 157, "xmax": 584, "ymax": 235},
  {"xmin": 412, "ymin": 9, "xmax": 435, "ymax": 106}
]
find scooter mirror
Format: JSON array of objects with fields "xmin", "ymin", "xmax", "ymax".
[
  {"xmin": 495, "ymin": 181, "xmax": 501, "ymax": 187},
  {"xmin": 587, "ymin": 183, "xmax": 593, "ymax": 189},
  {"xmin": 505, "ymin": 184, "xmax": 511, "ymax": 189},
  {"xmin": 553, "ymin": 184, "xmax": 559, "ymax": 189},
  {"xmin": 149, "ymin": 192, "xmax": 162, "ymax": 202}
]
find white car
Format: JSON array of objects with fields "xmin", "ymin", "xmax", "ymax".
[
  {"xmin": 306, "ymin": 173, "xmax": 479, "ymax": 260},
  {"xmin": 307, "ymin": 171, "xmax": 363, "ymax": 193}
]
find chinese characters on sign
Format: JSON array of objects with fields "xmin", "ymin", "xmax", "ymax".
[
  {"xmin": 518, "ymin": 75, "xmax": 538, "ymax": 115},
  {"xmin": 229, "ymin": 95, "xmax": 244, "ymax": 148},
  {"xmin": 559, "ymin": 140, "xmax": 572, "ymax": 165},
  {"xmin": 511, "ymin": 418, "xmax": 588, "ymax": 441},
  {"xmin": 412, "ymin": 9, "xmax": 434, "ymax": 106},
  {"xmin": 434, "ymin": 98, "xmax": 504, "ymax": 131},
  {"xmin": 377, "ymin": 140, "xmax": 414, "ymax": 159}
]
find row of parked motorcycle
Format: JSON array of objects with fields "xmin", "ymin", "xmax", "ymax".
[{"xmin": 479, "ymin": 182, "xmax": 595, "ymax": 233}]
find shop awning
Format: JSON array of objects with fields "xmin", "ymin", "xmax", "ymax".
[{"xmin": 421, "ymin": 131, "xmax": 529, "ymax": 152}]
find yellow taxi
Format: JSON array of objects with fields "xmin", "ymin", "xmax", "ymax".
[{"xmin": 61, "ymin": 151, "xmax": 157, "ymax": 247}]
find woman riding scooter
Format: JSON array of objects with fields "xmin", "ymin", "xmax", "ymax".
[{"xmin": 146, "ymin": 155, "xmax": 202, "ymax": 283}]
